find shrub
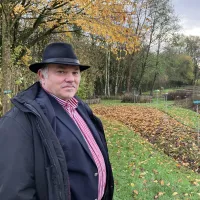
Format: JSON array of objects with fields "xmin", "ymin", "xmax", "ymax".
[
  {"xmin": 84, "ymin": 98, "xmax": 101, "ymax": 104},
  {"xmin": 121, "ymin": 93, "xmax": 152, "ymax": 103},
  {"xmin": 121, "ymin": 93, "xmax": 135, "ymax": 103},
  {"xmin": 138, "ymin": 95, "xmax": 153, "ymax": 103},
  {"xmin": 167, "ymin": 90, "xmax": 192, "ymax": 101}
]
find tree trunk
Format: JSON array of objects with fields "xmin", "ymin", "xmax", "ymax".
[
  {"xmin": 150, "ymin": 72, "xmax": 158, "ymax": 96},
  {"xmin": 126, "ymin": 67, "xmax": 132, "ymax": 93},
  {"xmin": 107, "ymin": 48, "xmax": 110, "ymax": 97},
  {"xmin": 126, "ymin": 54, "xmax": 135, "ymax": 93},
  {"xmin": 105, "ymin": 49, "xmax": 108, "ymax": 96},
  {"xmin": 150, "ymin": 36, "xmax": 161, "ymax": 95},
  {"xmin": 1, "ymin": 2, "xmax": 12, "ymax": 115},
  {"xmin": 136, "ymin": 49, "xmax": 150, "ymax": 92},
  {"xmin": 105, "ymin": 45, "xmax": 111, "ymax": 96},
  {"xmin": 115, "ymin": 59, "xmax": 120, "ymax": 96},
  {"xmin": 136, "ymin": 25, "xmax": 155, "ymax": 92}
]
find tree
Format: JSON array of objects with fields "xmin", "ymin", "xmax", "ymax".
[
  {"xmin": 134, "ymin": 0, "xmax": 178, "ymax": 93},
  {"xmin": 0, "ymin": 0, "xmax": 141, "ymax": 114},
  {"xmin": 125, "ymin": 0, "xmax": 150, "ymax": 92},
  {"xmin": 162, "ymin": 46, "xmax": 194, "ymax": 87},
  {"xmin": 1, "ymin": 2, "xmax": 12, "ymax": 114},
  {"xmin": 185, "ymin": 36, "xmax": 200, "ymax": 84},
  {"xmin": 169, "ymin": 34, "xmax": 200, "ymax": 85}
]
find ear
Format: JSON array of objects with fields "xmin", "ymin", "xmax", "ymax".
[
  {"xmin": 37, "ymin": 69, "xmax": 46, "ymax": 86},
  {"xmin": 38, "ymin": 69, "xmax": 43, "ymax": 79}
]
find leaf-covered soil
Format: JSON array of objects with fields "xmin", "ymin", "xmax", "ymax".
[
  {"xmin": 93, "ymin": 105, "xmax": 200, "ymax": 172},
  {"xmin": 102, "ymin": 118, "xmax": 200, "ymax": 199}
]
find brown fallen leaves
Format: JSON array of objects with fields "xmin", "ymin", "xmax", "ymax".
[
  {"xmin": 154, "ymin": 192, "xmax": 165, "ymax": 199},
  {"xmin": 93, "ymin": 105, "xmax": 200, "ymax": 172}
]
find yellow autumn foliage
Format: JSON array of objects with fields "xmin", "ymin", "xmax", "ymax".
[
  {"xmin": 71, "ymin": 0, "xmax": 143, "ymax": 53},
  {"xmin": 13, "ymin": 4, "xmax": 25, "ymax": 14},
  {"xmin": 9, "ymin": 0, "xmax": 150, "ymax": 61}
]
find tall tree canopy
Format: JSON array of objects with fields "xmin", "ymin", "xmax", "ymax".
[{"xmin": 0, "ymin": 0, "xmax": 143, "ymax": 114}]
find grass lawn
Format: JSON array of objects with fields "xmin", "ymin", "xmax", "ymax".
[{"xmin": 102, "ymin": 118, "xmax": 200, "ymax": 200}]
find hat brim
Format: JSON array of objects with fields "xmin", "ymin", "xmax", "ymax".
[{"xmin": 29, "ymin": 62, "xmax": 90, "ymax": 73}]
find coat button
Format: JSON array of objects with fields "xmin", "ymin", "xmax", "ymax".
[{"xmin": 94, "ymin": 172, "xmax": 98, "ymax": 176}]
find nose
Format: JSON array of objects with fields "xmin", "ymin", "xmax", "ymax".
[{"xmin": 64, "ymin": 72, "xmax": 75, "ymax": 82}]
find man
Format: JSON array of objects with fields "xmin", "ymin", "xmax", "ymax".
[{"xmin": 0, "ymin": 42, "xmax": 114, "ymax": 200}]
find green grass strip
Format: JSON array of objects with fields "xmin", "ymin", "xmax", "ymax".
[{"xmin": 102, "ymin": 117, "xmax": 200, "ymax": 200}]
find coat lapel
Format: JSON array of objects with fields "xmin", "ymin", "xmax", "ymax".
[
  {"xmin": 48, "ymin": 96, "xmax": 94, "ymax": 161},
  {"xmin": 37, "ymin": 88, "xmax": 107, "ymax": 163}
]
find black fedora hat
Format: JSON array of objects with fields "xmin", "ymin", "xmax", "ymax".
[{"xmin": 29, "ymin": 42, "xmax": 90, "ymax": 73}]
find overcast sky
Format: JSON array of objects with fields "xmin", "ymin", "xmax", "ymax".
[{"xmin": 172, "ymin": 0, "xmax": 200, "ymax": 36}]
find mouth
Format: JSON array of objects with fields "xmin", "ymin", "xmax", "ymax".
[
  {"xmin": 62, "ymin": 85, "xmax": 75, "ymax": 89},
  {"xmin": 61, "ymin": 85, "xmax": 75, "ymax": 91}
]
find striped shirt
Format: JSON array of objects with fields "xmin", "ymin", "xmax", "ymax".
[{"xmin": 49, "ymin": 93, "xmax": 106, "ymax": 200}]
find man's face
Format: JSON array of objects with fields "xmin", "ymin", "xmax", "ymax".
[{"xmin": 38, "ymin": 64, "xmax": 81, "ymax": 101}]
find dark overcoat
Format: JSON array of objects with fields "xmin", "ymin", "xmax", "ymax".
[{"xmin": 0, "ymin": 82, "xmax": 114, "ymax": 200}]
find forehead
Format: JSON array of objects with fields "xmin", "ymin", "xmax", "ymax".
[{"xmin": 47, "ymin": 64, "xmax": 80, "ymax": 70}]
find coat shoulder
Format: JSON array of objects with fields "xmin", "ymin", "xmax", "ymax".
[{"xmin": 0, "ymin": 106, "xmax": 33, "ymax": 137}]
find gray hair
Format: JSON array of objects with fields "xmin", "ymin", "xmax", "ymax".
[{"xmin": 39, "ymin": 65, "xmax": 49, "ymax": 79}]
